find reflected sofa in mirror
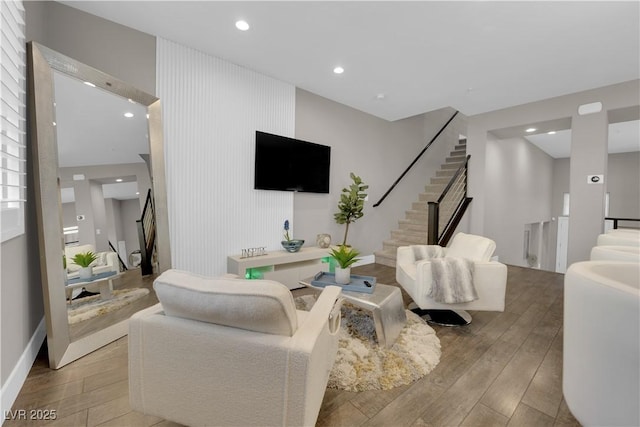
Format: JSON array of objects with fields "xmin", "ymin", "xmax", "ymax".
[{"xmin": 27, "ymin": 42, "xmax": 171, "ymax": 369}]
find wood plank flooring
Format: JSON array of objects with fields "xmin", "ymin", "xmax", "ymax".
[{"xmin": 5, "ymin": 264, "xmax": 579, "ymax": 426}]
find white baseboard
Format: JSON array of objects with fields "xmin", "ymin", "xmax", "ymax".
[{"xmin": 1, "ymin": 317, "xmax": 46, "ymax": 425}]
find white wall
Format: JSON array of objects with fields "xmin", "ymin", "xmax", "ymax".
[
  {"xmin": 468, "ymin": 79, "xmax": 639, "ymax": 265},
  {"xmin": 484, "ymin": 135, "xmax": 554, "ymax": 267},
  {"xmin": 607, "ymin": 151, "xmax": 640, "ymax": 220},
  {"xmin": 157, "ymin": 38, "xmax": 295, "ymax": 276}
]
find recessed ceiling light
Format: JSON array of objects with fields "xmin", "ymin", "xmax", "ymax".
[
  {"xmin": 235, "ymin": 20, "xmax": 250, "ymax": 31},
  {"xmin": 124, "ymin": 112, "xmax": 134, "ymax": 118},
  {"xmin": 83, "ymin": 81, "xmax": 96, "ymax": 88},
  {"xmin": 547, "ymin": 131, "xmax": 556, "ymax": 135},
  {"xmin": 52, "ymin": 121, "xmax": 56, "ymax": 126},
  {"xmin": 116, "ymin": 178, "xmax": 123, "ymax": 182},
  {"xmin": 526, "ymin": 128, "xmax": 537, "ymax": 133},
  {"xmin": 136, "ymin": 192, "xmax": 140, "ymax": 195},
  {"xmin": 333, "ymin": 66, "xmax": 344, "ymax": 74},
  {"xmin": 376, "ymin": 93, "xmax": 386, "ymax": 100}
]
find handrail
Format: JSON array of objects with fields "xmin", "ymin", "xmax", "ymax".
[
  {"xmin": 605, "ymin": 217, "xmax": 640, "ymax": 229},
  {"xmin": 373, "ymin": 110, "xmax": 459, "ymax": 207},
  {"xmin": 136, "ymin": 189, "xmax": 156, "ymax": 275},
  {"xmin": 108, "ymin": 240, "xmax": 128, "ymax": 271},
  {"xmin": 437, "ymin": 155, "xmax": 470, "ymax": 204},
  {"xmin": 427, "ymin": 155, "xmax": 471, "ymax": 246}
]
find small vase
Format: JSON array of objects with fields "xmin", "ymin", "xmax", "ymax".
[
  {"xmin": 316, "ymin": 233, "xmax": 331, "ymax": 248},
  {"xmin": 335, "ymin": 267, "xmax": 351, "ymax": 285},
  {"xmin": 79, "ymin": 266, "xmax": 93, "ymax": 280}
]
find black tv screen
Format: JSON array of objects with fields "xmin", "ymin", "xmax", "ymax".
[{"xmin": 254, "ymin": 131, "xmax": 331, "ymax": 193}]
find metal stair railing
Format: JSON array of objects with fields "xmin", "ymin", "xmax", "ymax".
[
  {"xmin": 136, "ymin": 189, "xmax": 156, "ymax": 276},
  {"xmin": 428, "ymin": 155, "xmax": 472, "ymax": 246},
  {"xmin": 373, "ymin": 110, "xmax": 459, "ymax": 207},
  {"xmin": 108, "ymin": 240, "xmax": 128, "ymax": 272}
]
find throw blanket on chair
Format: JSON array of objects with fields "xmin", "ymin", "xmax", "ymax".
[
  {"xmin": 413, "ymin": 245, "xmax": 445, "ymax": 261},
  {"xmin": 428, "ymin": 258, "xmax": 478, "ymax": 304}
]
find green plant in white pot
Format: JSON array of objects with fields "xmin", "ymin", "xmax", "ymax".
[
  {"xmin": 329, "ymin": 245, "xmax": 360, "ymax": 285},
  {"xmin": 72, "ymin": 251, "xmax": 98, "ymax": 280},
  {"xmin": 334, "ymin": 172, "xmax": 368, "ymax": 246}
]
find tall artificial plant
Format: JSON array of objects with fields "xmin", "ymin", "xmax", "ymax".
[{"xmin": 334, "ymin": 172, "xmax": 368, "ymax": 246}]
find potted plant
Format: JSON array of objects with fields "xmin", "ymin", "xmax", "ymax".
[
  {"xmin": 329, "ymin": 245, "xmax": 360, "ymax": 285},
  {"xmin": 334, "ymin": 172, "xmax": 368, "ymax": 246},
  {"xmin": 72, "ymin": 251, "xmax": 98, "ymax": 280},
  {"xmin": 281, "ymin": 220, "xmax": 305, "ymax": 252}
]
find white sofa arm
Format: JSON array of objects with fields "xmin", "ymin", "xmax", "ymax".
[{"xmin": 293, "ymin": 285, "xmax": 342, "ymax": 347}]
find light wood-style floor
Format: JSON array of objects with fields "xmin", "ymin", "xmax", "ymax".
[
  {"xmin": 6, "ymin": 264, "xmax": 578, "ymax": 426},
  {"xmin": 69, "ymin": 269, "xmax": 159, "ymax": 342}
]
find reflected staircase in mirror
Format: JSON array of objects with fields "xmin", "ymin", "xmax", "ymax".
[
  {"xmin": 374, "ymin": 139, "xmax": 470, "ymax": 267},
  {"xmin": 137, "ymin": 189, "xmax": 156, "ymax": 275},
  {"xmin": 109, "ymin": 240, "xmax": 128, "ymax": 272}
]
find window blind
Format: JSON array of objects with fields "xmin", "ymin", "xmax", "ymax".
[{"xmin": 0, "ymin": 0, "xmax": 26, "ymax": 242}]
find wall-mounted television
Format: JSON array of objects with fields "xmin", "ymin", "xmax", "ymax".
[{"xmin": 254, "ymin": 131, "xmax": 331, "ymax": 194}]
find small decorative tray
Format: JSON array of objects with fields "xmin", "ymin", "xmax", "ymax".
[{"xmin": 308, "ymin": 272, "xmax": 376, "ymax": 294}]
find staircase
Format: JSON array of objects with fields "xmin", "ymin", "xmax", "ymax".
[{"xmin": 374, "ymin": 139, "xmax": 467, "ymax": 267}]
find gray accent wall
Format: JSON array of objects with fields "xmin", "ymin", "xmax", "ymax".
[
  {"xmin": 25, "ymin": 1, "xmax": 156, "ymax": 95},
  {"xmin": 294, "ymin": 89, "xmax": 466, "ymax": 254}
]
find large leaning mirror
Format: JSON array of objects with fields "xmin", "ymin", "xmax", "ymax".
[{"xmin": 28, "ymin": 42, "xmax": 171, "ymax": 369}]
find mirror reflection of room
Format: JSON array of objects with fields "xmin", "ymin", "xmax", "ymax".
[{"xmin": 53, "ymin": 70, "xmax": 159, "ymax": 341}]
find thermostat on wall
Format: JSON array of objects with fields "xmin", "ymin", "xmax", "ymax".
[{"xmin": 587, "ymin": 175, "xmax": 604, "ymax": 184}]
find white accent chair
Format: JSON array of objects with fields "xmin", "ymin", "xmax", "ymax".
[
  {"xmin": 563, "ymin": 261, "xmax": 639, "ymax": 427},
  {"xmin": 596, "ymin": 228, "xmax": 640, "ymax": 247},
  {"xmin": 591, "ymin": 245, "xmax": 640, "ymax": 262},
  {"xmin": 396, "ymin": 233, "xmax": 507, "ymax": 323},
  {"xmin": 129, "ymin": 269, "xmax": 343, "ymax": 427}
]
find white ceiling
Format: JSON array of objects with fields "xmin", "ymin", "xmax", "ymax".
[
  {"xmin": 526, "ymin": 120, "xmax": 640, "ymax": 159},
  {"xmin": 54, "ymin": 72, "xmax": 148, "ymax": 201},
  {"xmin": 54, "ymin": 1, "xmax": 639, "ymax": 173},
  {"xmin": 61, "ymin": 1, "xmax": 640, "ymax": 122}
]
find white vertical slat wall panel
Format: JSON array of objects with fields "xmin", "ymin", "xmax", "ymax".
[{"xmin": 157, "ymin": 38, "xmax": 295, "ymax": 276}]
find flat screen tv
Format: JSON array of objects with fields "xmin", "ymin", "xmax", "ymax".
[{"xmin": 254, "ymin": 131, "xmax": 331, "ymax": 193}]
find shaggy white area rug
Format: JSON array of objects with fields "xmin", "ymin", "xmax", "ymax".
[
  {"xmin": 68, "ymin": 288, "xmax": 149, "ymax": 324},
  {"xmin": 296, "ymin": 294, "xmax": 441, "ymax": 392}
]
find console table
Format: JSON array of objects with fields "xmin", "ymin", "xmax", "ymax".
[{"xmin": 227, "ymin": 246, "xmax": 332, "ymax": 290}]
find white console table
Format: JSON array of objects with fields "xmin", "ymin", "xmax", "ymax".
[{"xmin": 227, "ymin": 246, "xmax": 332, "ymax": 290}]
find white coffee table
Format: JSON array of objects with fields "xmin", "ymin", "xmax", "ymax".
[
  {"xmin": 65, "ymin": 271, "xmax": 121, "ymax": 303},
  {"xmin": 300, "ymin": 278, "xmax": 407, "ymax": 347}
]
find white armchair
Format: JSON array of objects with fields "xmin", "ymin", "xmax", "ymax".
[
  {"xmin": 596, "ymin": 228, "xmax": 640, "ymax": 247},
  {"xmin": 129, "ymin": 269, "xmax": 343, "ymax": 427},
  {"xmin": 396, "ymin": 232, "xmax": 507, "ymax": 325},
  {"xmin": 563, "ymin": 261, "xmax": 639, "ymax": 426}
]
